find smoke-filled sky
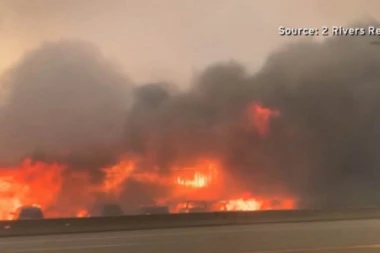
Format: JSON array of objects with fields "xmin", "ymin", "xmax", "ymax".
[
  {"xmin": 2, "ymin": 0, "xmax": 380, "ymax": 210},
  {"xmin": 0, "ymin": 0, "xmax": 380, "ymax": 85}
]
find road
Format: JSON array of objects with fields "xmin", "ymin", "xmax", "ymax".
[{"xmin": 2, "ymin": 219, "xmax": 380, "ymax": 253}]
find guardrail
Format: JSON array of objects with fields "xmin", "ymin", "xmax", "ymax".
[{"xmin": 2, "ymin": 208, "xmax": 380, "ymax": 237}]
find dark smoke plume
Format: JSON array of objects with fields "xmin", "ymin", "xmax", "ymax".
[
  {"xmin": 0, "ymin": 40, "xmax": 132, "ymax": 173},
  {"xmin": 257, "ymin": 24, "xmax": 380, "ymax": 208},
  {"xmin": 3, "ymin": 22, "xmax": 380, "ymax": 209},
  {"xmin": 125, "ymin": 22, "xmax": 380, "ymax": 208}
]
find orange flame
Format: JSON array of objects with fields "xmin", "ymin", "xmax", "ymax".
[
  {"xmin": 0, "ymin": 157, "xmax": 297, "ymax": 219},
  {"xmin": 225, "ymin": 198, "xmax": 262, "ymax": 211},
  {"xmin": 176, "ymin": 172, "xmax": 210, "ymax": 188},
  {"xmin": 0, "ymin": 159, "xmax": 64, "ymax": 220},
  {"xmin": 0, "ymin": 103, "xmax": 298, "ymax": 220},
  {"xmin": 175, "ymin": 161, "xmax": 218, "ymax": 189},
  {"xmin": 76, "ymin": 209, "xmax": 89, "ymax": 218},
  {"xmin": 101, "ymin": 159, "xmax": 136, "ymax": 196},
  {"xmin": 248, "ymin": 103, "xmax": 279, "ymax": 136}
]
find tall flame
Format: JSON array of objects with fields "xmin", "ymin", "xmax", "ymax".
[{"xmin": 0, "ymin": 159, "xmax": 64, "ymax": 220}]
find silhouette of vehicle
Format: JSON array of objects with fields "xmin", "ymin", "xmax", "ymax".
[{"xmin": 14, "ymin": 206, "xmax": 44, "ymax": 220}]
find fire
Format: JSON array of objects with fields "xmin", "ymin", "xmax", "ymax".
[
  {"xmin": 175, "ymin": 160, "xmax": 218, "ymax": 189},
  {"xmin": 167, "ymin": 160, "xmax": 296, "ymax": 213},
  {"xmin": 176, "ymin": 172, "xmax": 209, "ymax": 188},
  {"xmin": 76, "ymin": 209, "xmax": 89, "ymax": 218},
  {"xmin": 0, "ymin": 157, "xmax": 297, "ymax": 219},
  {"xmin": 0, "ymin": 102, "xmax": 297, "ymax": 220},
  {"xmin": 225, "ymin": 198, "xmax": 262, "ymax": 211},
  {"xmin": 0, "ymin": 159, "xmax": 64, "ymax": 220},
  {"xmin": 101, "ymin": 159, "xmax": 136, "ymax": 196},
  {"xmin": 248, "ymin": 103, "xmax": 279, "ymax": 136},
  {"xmin": 221, "ymin": 196, "xmax": 295, "ymax": 212}
]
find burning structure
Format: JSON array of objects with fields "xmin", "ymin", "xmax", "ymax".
[{"xmin": 1, "ymin": 22, "xmax": 380, "ymax": 219}]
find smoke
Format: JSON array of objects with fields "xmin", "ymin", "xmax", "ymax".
[
  {"xmin": 0, "ymin": 40, "xmax": 132, "ymax": 171},
  {"xmin": 3, "ymin": 20, "xmax": 380, "ymax": 209},
  {"xmin": 257, "ymin": 24, "xmax": 380, "ymax": 208},
  {"xmin": 124, "ymin": 21, "xmax": 380, "ymax": 208},
  {"xmin": 5, "ymin": 0, "xmax": 380, "ymax": 86}
]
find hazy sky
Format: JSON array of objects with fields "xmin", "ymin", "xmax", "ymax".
[{"xmin": 0, "ymin": 0, "xmax": 379, "ymax": 86}]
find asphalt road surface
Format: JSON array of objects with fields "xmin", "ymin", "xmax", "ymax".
[{"xmin": 2, "ymin": 219, "xmax": 380, "ymax": 253}]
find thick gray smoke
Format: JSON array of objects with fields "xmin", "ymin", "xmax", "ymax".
[
  {"xmin": 257, "ymin": 26, "xmax": 380, "ymax": 208},
  {"xmin": 0, "ymin": 40, "xmax": 132, "ymax": 173},
  {"xmin": 126, "ymin": 22, "xmax": 380, "ymax": 208},
  {"xmin": 3, "ymin": 22, "xmax": 380, "ymax": 210}
]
